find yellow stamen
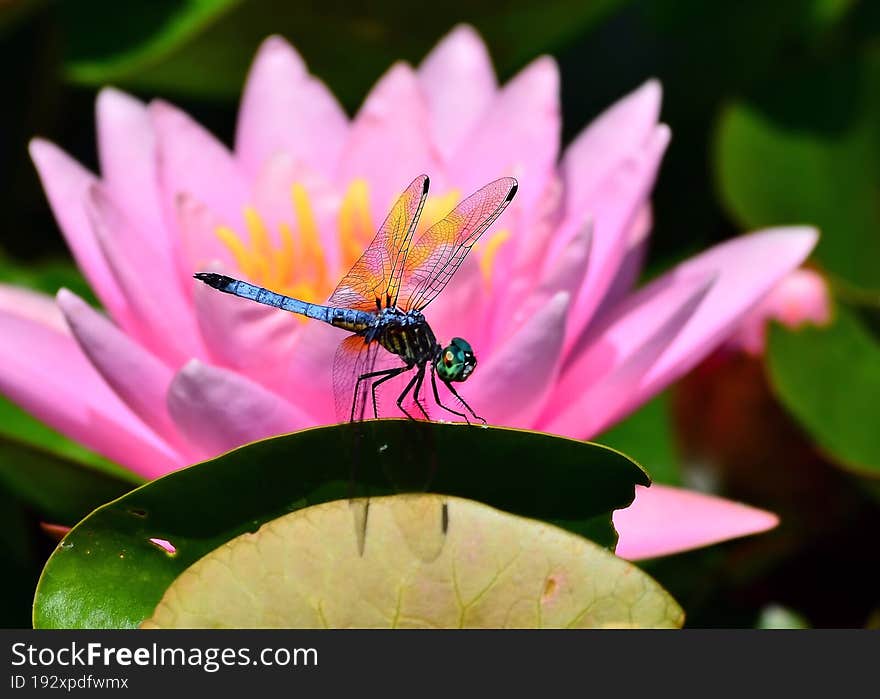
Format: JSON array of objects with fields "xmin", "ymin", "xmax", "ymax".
[
  {"xmin": 276, "ymin": 221, "xmax": 296, "ymax": 285},
  {"xmin": 215, "ymin": 226, "xmax": 258, "ymax": 278},
  {"xmin": 338, "ymin": 178, "xmax": 372, "ymax": 269},
  {"xmin": 291, "ymin": 183, "xmax": 327, "ymax": 290},
  {"xmin": 476, "ymin": 229, "xmax": 510, "ymax": 286}
]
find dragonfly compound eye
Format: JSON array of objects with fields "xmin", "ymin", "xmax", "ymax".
[{"xmin": 436, "ymin": 338, "xmax": 477, "ymax": 382}]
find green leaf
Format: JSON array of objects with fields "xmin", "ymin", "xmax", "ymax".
[
  {"xmin": 597, "ymin": 392, "xmax": 681, "ymax": 485},
  {"xmin": 0, "ymin": 253, "xmax": 97, "ymax": 304},
  {"xmin": 767, "ymin": 306, "xmax": 880, "ymax": 476},
  {"xmin": 0, "ymin": 436, "xmax": 139, "ymax": 525},
  {"xmin": 0, "ymin": 395, "xmax": 123, "ymax": 474},
  {"xmin": 60, "ymin": 0, "xmax": 242, "ymax": 90},
  {"xmin": 715, "ymin": 51, "xmax": 880, "ymax": 293},
  {"xmin": 34, "ymin": 421, "xmax": 649, "ymax": 628},
  {"xmin": 142, "ymin": 494, "xmax": 683, "ymax": 629},
  {"xmin": 61, "ymin": 0, "xmax": 628, "ymax": 105}
]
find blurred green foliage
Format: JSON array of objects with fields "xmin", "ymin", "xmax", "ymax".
[
  {"xmin": 768, "ymin": 307, "xmax": 880, "ymax": 476},
  {"xmin": 60, "ymin": 0, "xmax": 627, "ymax": 104},
  {"xmin": 716, "ymin": 52, "xmax": 880, "ymax": 294}
]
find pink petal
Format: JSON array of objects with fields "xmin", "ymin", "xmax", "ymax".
[
  {"xmin": 151, "ymin": 100, "xmax": 250, "ymax": 231},
  {"xmin": 418, "ymin": 24, "xmax": 497, "ymax": 158},
  {"xmin": 637, "ymin": 228, "xmax": 819, "ymax": 400},
  {"xmin": 235, "ymin": 35, "xmax": 348, "ymax": 179},
  {"xmin": 193, "ymin": 260, "xmax": 299, "ymax": 390},
  {"xmin": 0, "ymin": 283, "xmax": 66, "ymax": 331},
  {"xmin": 338, "ymin": 62, "xmax": 443, "ymax": 217},
  {"xmin": 96, "ymin": 88, "xmax": 167, "ymax": 253},
  {"xmin": 509, "ymin": 222, "xmax": 593, "ymax": 336},
  {"xmin": 250, "ymin": 154, "xmax": 342, "ymax": 269},
  {"xmin": 276, "ymin": 320, "xmax": 344, "ymax": 420},
  {"xmin": 56, "ymin": 289, "xmax": 192, "ymax": 456},
  {"xmin": 540, "ymin": 274, "xmax": 714, "ymax": 438},
  {"xmin": 175, "ymin": 193, "xmax": 236, "ymax": 281},
  {"xmin": 0, "ymin": 308, "xmax": 182, "ymax": 479},
  {"xmin": 87, "ymin": 186, "xmax": 207, "ymax": 365},
  {"xmin": 467, "ymin": 291, "xmax": 570, "ymax": 427},
  {"xmin": 449, "ymin": 56, "xmax": 560, "ymax": 218},
  {"xmin": 167, "ymin": 360, "xmax": 313, "ymax": 458},
  {"xmin": 28, "ymin": 139, "xmax": 128, "ymax": 321},
  {"xmin": 559, "ymin": 125, "xmax": 670, "ymax": 350},
  {"xmin": 728, "ymin": 267, "xmax": 832, "ymax": 356},
  {"xmin": 593, "ymin": 203, "xmax": 652, "ymax": 320},
  {"xmin": 562, "ymin": 79, "xmax": 662, "ymax": 217},
  {"xmin": 614, "ymin": 484, "xmax": 779, "ymax": 560}
]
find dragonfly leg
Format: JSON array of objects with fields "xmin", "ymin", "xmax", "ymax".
[
  {"xmin": 429, "ymin": 364, "xmax": 471, "ymax": 425},
  {"xmin": 369, "ymin": 366, "xmax": 412, "ymax": 419},
  {"xmin": 351, "ymin": 366, "xmax": 407, "ymax": 421},
  {"xmin": 443, "ymin": 377, "xmax": 487, "ymax": 425},
  {"xmin": 387, "ymin": 368, "xmax": 423, "ymax": 421},
  {"xmin": 409, "ymin": 365, "xmax": 431, "ymax": 420}
]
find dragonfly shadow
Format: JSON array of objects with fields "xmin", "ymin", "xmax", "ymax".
[
  {"xmin": 339, "ymin": 418, "xmax": 445, "ymax": 558},
  {"xmin": 340, "ymin": 418, "xmax": 441, "ymax": 497}
]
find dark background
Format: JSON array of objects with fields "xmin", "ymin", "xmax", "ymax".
[{"xmin": 1, "ymin": 0, "xmax": 878, "ymax": 628}]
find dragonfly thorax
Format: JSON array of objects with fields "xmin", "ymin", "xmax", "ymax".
[{"xmin": 373, "ymin": 307, "xmax": 439, "ymax": 366}]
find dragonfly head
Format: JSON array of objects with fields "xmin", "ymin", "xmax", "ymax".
[{"xmin": 435, "ymin": 337, "xmax": 477, "ymax": 383}]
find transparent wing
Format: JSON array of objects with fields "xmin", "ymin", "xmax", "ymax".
[
  {"xmin": 400, "ymin": 177, "xmax": 517, "ymax": 312},
  {"xmin": 332, "ymin": 335, "xmax": 407, "ymax": 422},
  {"xmin": 327, "ymin": 175, "xmax": 429, "ymax": 311},
  {"xmin": 333, "ymin": 336, "xmax": 379, "ymax": 422}
]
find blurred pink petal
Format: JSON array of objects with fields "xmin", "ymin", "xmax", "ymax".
[
  {"xmin": 449, "ymin": 56, "xmax": 560, "ymax": 217},
  {"xmin": 28, "ymin": 139, "xmax": 127, "ymax": 320},
  {"xmin": 508, "ymin": 222, "xmax": 592, "ymax": 336},
  {"xmin": 637, "ymin": 227, "xmax": 819, "ymax": 401},
  {"xmin": 339, "ymin": 62, "xmax": 443, "ymax": 215},
  {"xmin": 542, "ymin": 274, "xmax": 713, "ymax": 437},
  {"xmin": 614, "ymin": 484, "xmax": 779, "ymax": 560},
  {"xmin": 0, "ymin": 283, "xmax": 66, "ymax": 331},
  {"xmin": 175, "ymin": 193, "xmax": 235, "ymax": 279},
  {"xmin": 0, "ymin": 308, "xmax": 181, "ymax": 478},
  {"xmin": 418, "ymin": 24, "xmax": 497, "ymax": 158},
  {"xmin": 167, "ymin": 360, "xmax": 312, "ymax": 457},
  {"xmin": 729, "ymin": 267, "xmax": 832, "ymax": 355},
  {"xmin": 151, "ymin": 100, "xmax": 250, "ymax": 231},
  {"xmin": 562, "ymin": 125, "xmax": 670, "ymax": 347},
  {"xmin": 56, "ymin": 288, "xmax": 189, "ymax": 455},
  {"xmin": 96, "ymin": 88, "xmax": 165, "ymax": 250},
  {"xmin": 594, "ymin": 204, "xmax": 652, "ymax": 317},
  {"xmin": 562, "ymin": 79, "xmax": 662, "ymax": 216},
  {"xmin": 236, "ymin": 35, "xmax": 348, "ymax": 179},
  {"xmin": 469, "ymin": 292, "xmax": 569, "ymax": 427},
  {"xmin": 87, "ymin": 186, "xmax": 206, "ymax": 365},
  {"xmin": 193, "ymin": 261, "xmax": 298, "ymax": 389}
]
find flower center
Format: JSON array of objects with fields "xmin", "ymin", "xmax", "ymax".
[{"xmin": 215, "ymin": 180, "xmax": 509, "ymax": 313}]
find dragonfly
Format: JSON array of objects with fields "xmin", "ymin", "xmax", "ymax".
[{"xmin": 194, "ymin": 174, "xmax": 517, "ymax": 425}]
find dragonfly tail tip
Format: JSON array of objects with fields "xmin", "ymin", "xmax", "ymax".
[{"xmin": 193, "ymin": 272, "xmax": 228, "ymax": 290}]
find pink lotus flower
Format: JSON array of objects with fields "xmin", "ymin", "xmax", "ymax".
[{"xmin": 2, "ymin": 26, "xmax": 815, "ymax": 560}]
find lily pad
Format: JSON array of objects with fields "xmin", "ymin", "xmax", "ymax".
[
  {"xmin": 142, "ymin": 494, "xmax": 683, "ymax": 629},
  {"xmin": 34, "ymin": 421, "xmax": 649, "ymax": 628}
]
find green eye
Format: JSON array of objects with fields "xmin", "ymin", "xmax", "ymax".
[{"xmin": 435, "ymin": 338, "xmax": 477, "ymax": 382}]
